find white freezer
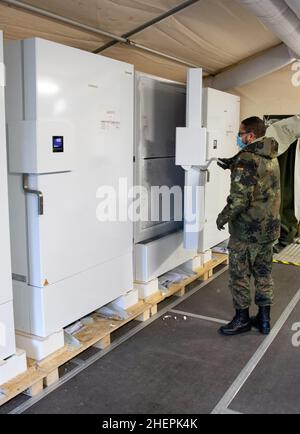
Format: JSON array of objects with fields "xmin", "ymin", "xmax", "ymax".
[
  {"xmin": 0, "ymin": 302, "xmax": 16, "ymax": 361},
  {"xmin": 5, "ymin": 38, "xmax": 134, "ymax": 338},
  {"xmin": 0, "ymin": 30, "xmax": 16, "ymax": 361},
  {"xmin": 0, "ymin": 33, "xmax": 13, "ymax": 308},
  {"xmin": 200, "ymin": 87, "xmax": 241, "ymax": 251}
]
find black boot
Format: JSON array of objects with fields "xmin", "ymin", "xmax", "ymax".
[
  {"xmin": 219, "ymin": 309, "xmax": 252, "ymax": 336},
  {"xmin": 251, "ymin": 306, "xmax": 271, "ymax": 335}
]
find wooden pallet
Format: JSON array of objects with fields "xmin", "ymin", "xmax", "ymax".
[
  {"xmin": 0, "ymin": 253, "xmax": 228, "ymax": 408},
  {"xmin": 145, "ymin": 253, "xmax": 229, "ymax": 316},
  {"xmin": 0, "ymin": 301, "xmax": 151, "ymax": 407}
]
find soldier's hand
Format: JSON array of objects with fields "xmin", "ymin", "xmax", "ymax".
[
  {"xmin": 217, "ymin": 157, "xmax": 234, "ymax": 171},
  {"xmin": 217, "ymin": 214, "xmax": 227, "ymax": 231}
]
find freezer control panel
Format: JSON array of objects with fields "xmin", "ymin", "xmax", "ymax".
[
  {"xmin": 8, "ymin": 120, "xmax": 74, "ymax": 174},
  {"xmin": 52, "ymin": 136, "xmax": 64, "ymax": 153}
]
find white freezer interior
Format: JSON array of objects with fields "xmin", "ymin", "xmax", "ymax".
[
  {"xmin": 134, "ymin": 73, "xmax": 194, "ymax": 282},
  {"xmin": 5, "ymin": 38, "xmax": 134, "ymax": 337},
  {"xmin": 134, "ymin": 73, "xmax": 186, "ymax": 244}
]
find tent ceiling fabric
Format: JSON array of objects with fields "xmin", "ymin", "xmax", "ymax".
[
  {"xmin": 102, "ymin": 43, "xmax": 188, "ymax": 82},
  {"xmin": 0, "ymin": 0, "xmax": 280, "ymax": 80},
  {"xmin": 21, "ymin": 0, "xmax": 184, "ymax": 36},
  {"xmin": 0, "ymin": 3, "xmax": 110, "ymax": 51},
  {"xmin": 130, "ymin": 0, "xmax": 280, "ymax": 72}
]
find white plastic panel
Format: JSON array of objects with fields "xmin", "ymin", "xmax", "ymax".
[
  {"xmin": 13, "ymin": 250, "xmax": 133, "ymax": 337},
  {"xmin": 0, "ymin": 350, "xmax": 27, "ymax": 386},
  {"xmin": 8, "ymin": 119, "xmax": 74, "ymax": 174},
  {"xmin": 15, "ymin": 330, "xmax": 64, "ymax": 361},
  {"xmin": 176, "ymin": 127, "xmax": 207, "ymax": 167},
  {"xmin": 134, "ymin": 231, "xmax": 197, "ymax": 282},
  {"xmin": 0, "ymin": 302, "xmax": 16, "ymax": 361}
]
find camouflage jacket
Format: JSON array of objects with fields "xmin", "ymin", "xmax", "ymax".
[{"xmin": 219, "ymin": 137, "xmax": 281, "ymax": 244}]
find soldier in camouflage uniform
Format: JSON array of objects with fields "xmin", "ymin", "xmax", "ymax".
[{"xmin": 217, "ymin": 117, "xmax": 281, "ymax": 336}]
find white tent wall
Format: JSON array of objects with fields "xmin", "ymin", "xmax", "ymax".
[
  {"xmin": 231, "ymin": 63, "xmax": 300, "ymax": 119},
  {"xmin": 231, "ymin": 64, "xmax": 300, "ymax": 227}
]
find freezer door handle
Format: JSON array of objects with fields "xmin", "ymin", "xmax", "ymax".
[{"xmin": 23, "ymin": 174, "xmax": 44, "ymax": 215}]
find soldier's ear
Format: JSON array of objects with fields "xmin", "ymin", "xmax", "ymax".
[{"xmin": 248, "ymin": 132, "xmax": 256, "ymax": 143}]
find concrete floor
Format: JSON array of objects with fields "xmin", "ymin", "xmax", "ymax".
[{"xmin": 2, "ymin": 263, "xmax": 300, "ymax": 414}]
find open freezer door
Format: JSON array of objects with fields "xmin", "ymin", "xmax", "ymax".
[{"xmin": 176, "ymin": 69, "xmax": 240, "ymax": 252}]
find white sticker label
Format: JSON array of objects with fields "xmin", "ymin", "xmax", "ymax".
[{"xmin": 100, "ymin": 108, "xmax": 121, "ymax": 131}]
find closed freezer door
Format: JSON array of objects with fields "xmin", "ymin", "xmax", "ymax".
[
  {"xmin": 0, "ymin": 51, "xmax": 13, "ymax": 305},
  {"xmin": 23, "ymin": 39, "xmax": 134, "ymax": 288},
  {"xmin": 200, "ymin": 88, "xmax": 240, "ymax": 250},
  {"xmin": 183, "ymin": 88, "xmax": 240, "ymax": 251},
  {"xmin": 201, "ymin": 164, "xmax": 231, "ymax": 251},
  {"xmin": 204, "ymin": 88, "xmax": 240, "ymax": 160}
]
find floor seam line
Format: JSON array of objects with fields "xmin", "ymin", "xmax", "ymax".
[{"xmin": 211, "ymin": 288, "xmax": 300, "ymax": 414}]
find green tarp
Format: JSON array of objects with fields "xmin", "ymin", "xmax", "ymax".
[{"xmin": 278, "ymin": 141, "xmax": 298, "ymax": 245}]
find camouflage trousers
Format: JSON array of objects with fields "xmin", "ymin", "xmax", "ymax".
[{"xmin": 228, "ymin": 238, "xmax": 274, "ymax": 310}]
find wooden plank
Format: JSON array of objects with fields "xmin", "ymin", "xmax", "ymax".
[
  {"xmin": 174, "ymin": 287, "xmax": 186, "ymax": 297},
  {"xmin": 94, "ymin": 335, "xmax": 111, "ymax": 350},
  {"xmin": 0, "ymin": 363, "xmax": 45, "ymax": 406},
  {"xmin": 44, "ymin": 369, "xmax": 59, "ymax": 388},
  {"xmin": 24, "ymin": 380, "xmax": 44, "ymax": 397},
  {"xmin": 150, "ymin": 304, "xmax": 158, "ymax": 316},
  {"xmin": 38, "ymin": 301, "xmax": 149, "ymax": 374},
  {"xmin": 203, "ymin": 272, "xmax": 210, "ymax": 281},
  {"xmin": 136, "ymin": 308, "xmax": 151, "ymax": 322}
]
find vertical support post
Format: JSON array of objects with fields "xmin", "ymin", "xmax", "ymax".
[{"xmin": 187, "ymin": 68, "xmax": 203, "ymax": 129}]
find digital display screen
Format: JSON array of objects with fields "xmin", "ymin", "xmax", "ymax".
[{"xmin": 52, "ymin": 136, "xmax": 64, "ymax": 153}]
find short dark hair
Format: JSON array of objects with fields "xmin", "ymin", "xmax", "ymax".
[{"xmin": 242, "ymin": 117, "xmax": 266, "ymax": 138}]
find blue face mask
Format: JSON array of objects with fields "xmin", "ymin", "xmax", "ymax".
[{"xmin": 237, "ymin": 135, "xmax": 247, "ymax": 150}]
